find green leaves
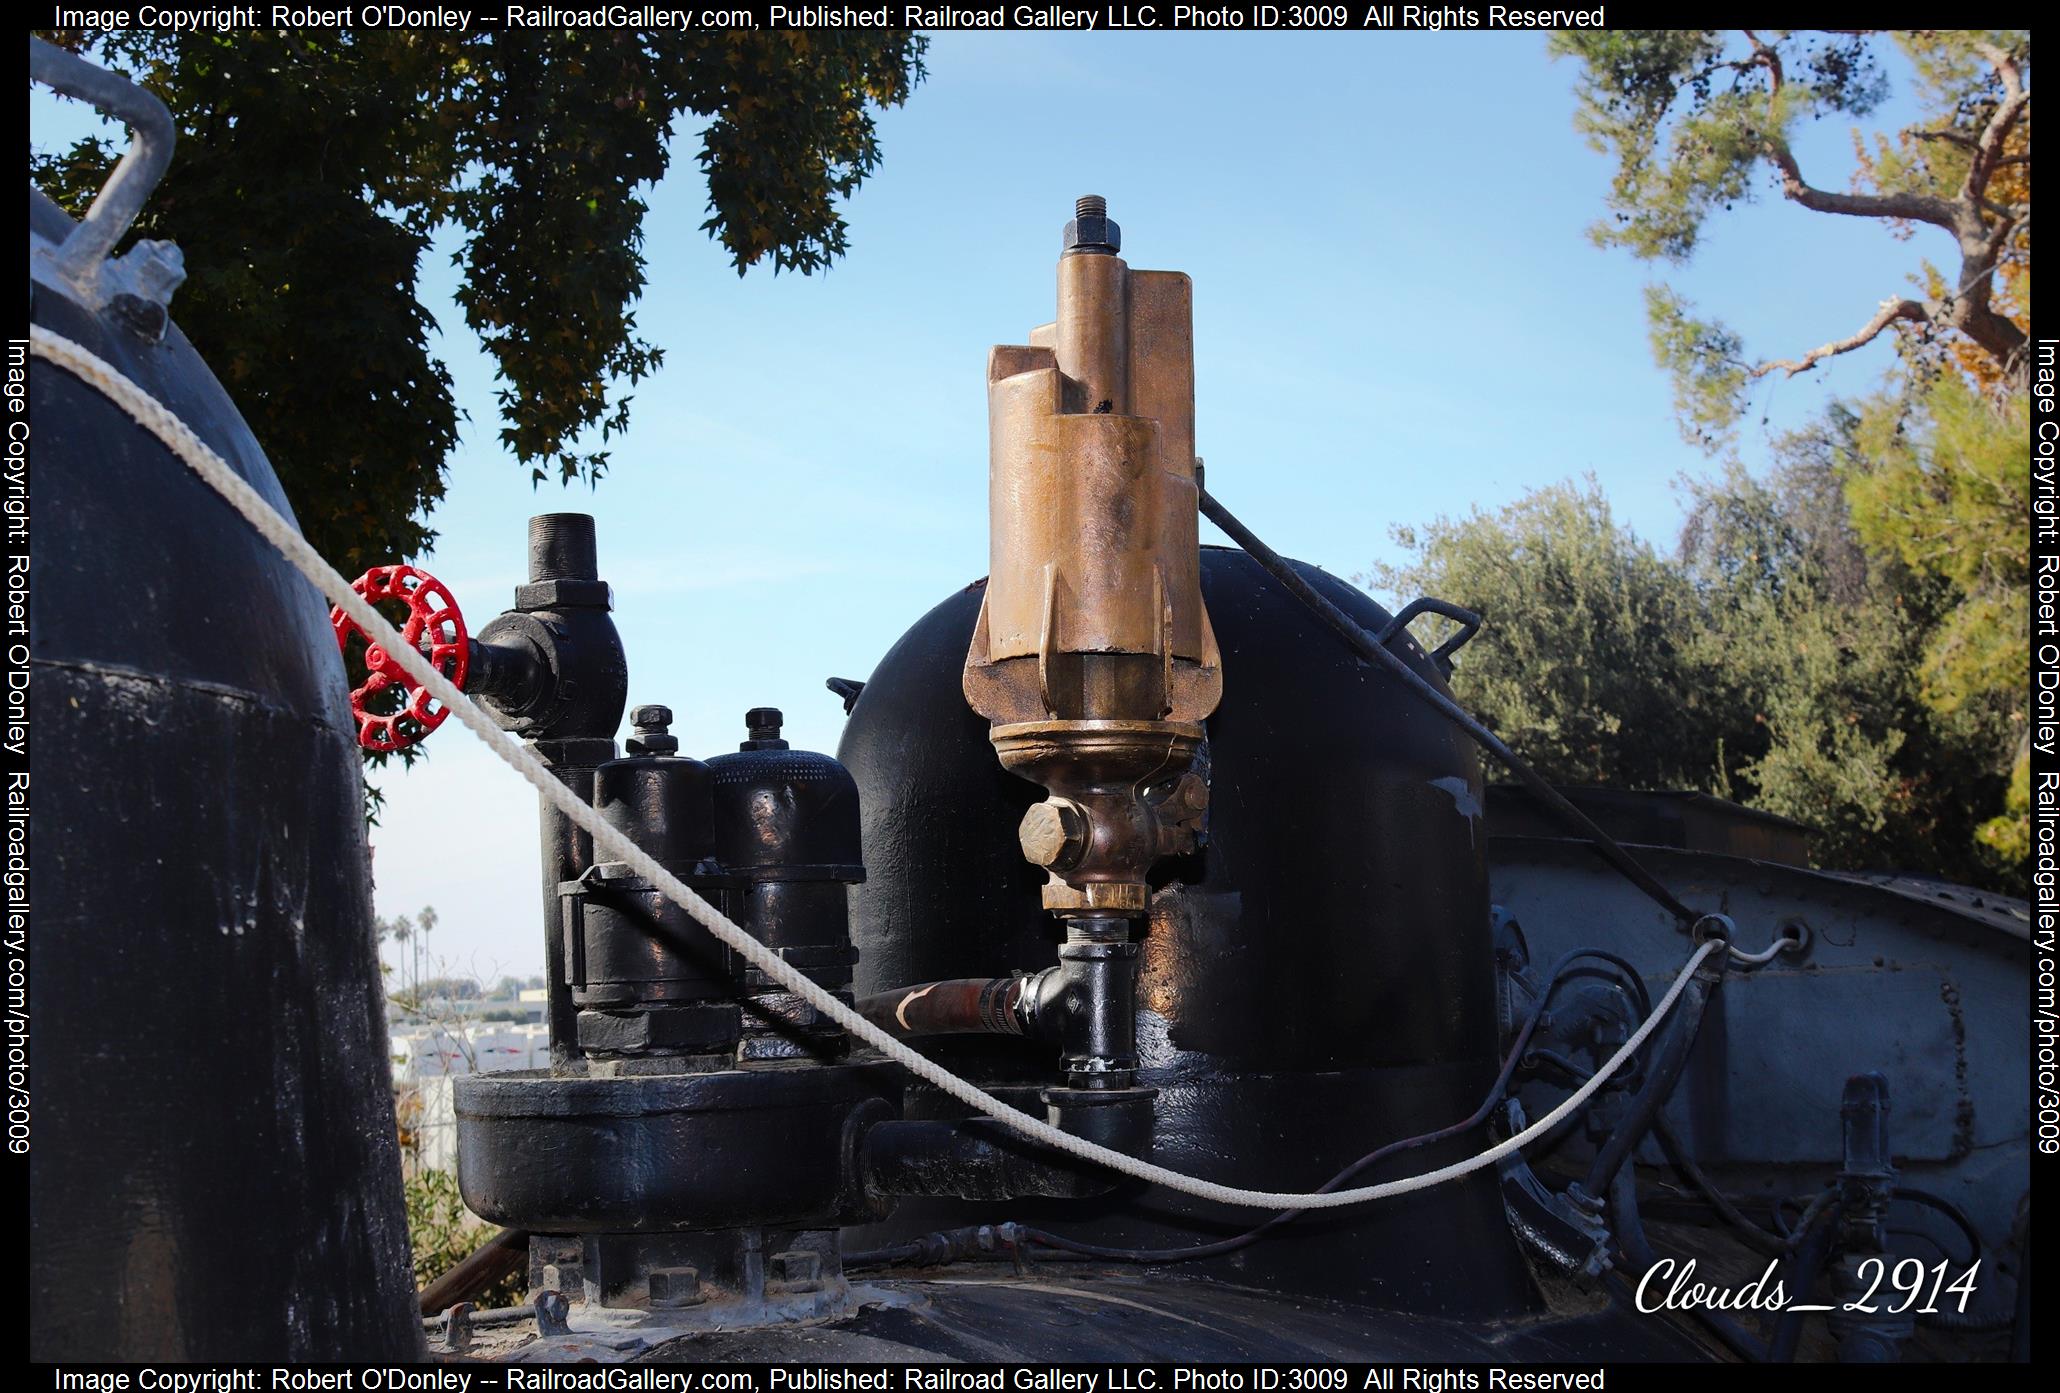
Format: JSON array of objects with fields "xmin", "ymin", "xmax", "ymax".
[
  {"xmin": 1370, "ymin": 478, "xmax": 1717, "ymax": 791},
  {"xmin": 1556, "ymin": 30, "xmax": 1887, "ymax": 263},
  {"xmin": 1375, "ymin": 414, "xmax": 2019, "ymax": 890},
  {"xmin": 1846, "ymin": 375, "xmax": 2029, "ymax": 735},
  {"xmin": 1644, "ymin": 286, "xmax": 1748, "ymax": 451},
  {"xmin": 30, "ymin": 27, "xmax": 928, "ymax": 549}
]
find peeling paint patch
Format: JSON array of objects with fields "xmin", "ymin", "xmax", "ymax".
[
  {"xmin": 1430, "ymin": 776, "xmax": 1481, "ymax": 820},
  {"xmin": 1430, "ymin": 776, "xmax": 1481, "ymax": 848}
]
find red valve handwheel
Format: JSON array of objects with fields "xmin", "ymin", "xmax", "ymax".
[{"xmin": 331, "ymin": 564, "xmax": 470, "ymax": 753}]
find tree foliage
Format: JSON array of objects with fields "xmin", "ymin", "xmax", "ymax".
[
  {"xmin": 29, "ymin": 29, "xmax": 927, "ymax": 577},
  {"xmin": 1553, "ymin": 29, "xmax": 2029, "ymax": 441},
  {"xmin": 1376, "ymin": 442, "xmax": 2011, "ymax": 889},
  {"xmin": 1527, "ymin": 28, "xmax": 2032, "ymax": 881},
  {"xmin": 1370, "ymin": 481, "xmax": 1724, "ymax": 789}
]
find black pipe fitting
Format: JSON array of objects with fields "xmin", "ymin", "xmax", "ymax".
[
  {"xmin": 1020, "ymin": 930, "xmax": 1143, "ymax": 1090},
  {"xmin": 472, "ymin": 513, "xmax": 629, "ymax": 742},
  {"xmin": 1062, "ymin": 194, "xmax": 1120, "ymax": 257},
  {"xmin": 466, "ymin": 516, "xmax": 632, "ymax": 1063}
]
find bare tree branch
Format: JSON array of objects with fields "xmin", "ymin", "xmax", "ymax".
[
  {"xmin": 1768, "ymin": 147, "xmax": 1963, "ymax": 228},
  {"xmin": 1983, "ymin": 207, "xmax": 2030, "ymax": 262},
  {"xmin": 1965, "ymin": 40, "xmax": 2030, "ymax": 201},
  {"xmin": 1749, "ymin": 298, "xmax": 1929, "ymax": 379},
  {"xmin": 1741, "ymin": 30, "xmax": 1961, "ymax": 230}
]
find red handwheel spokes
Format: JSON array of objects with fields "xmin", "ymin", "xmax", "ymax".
[{"xmin": 331, "ymin": 564, "xmax": 470, "ymax": 752}]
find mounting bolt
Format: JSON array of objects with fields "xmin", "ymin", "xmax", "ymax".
[
  {"xmin": 742, "ymin": 706, "xmax": 789, "ymax": 751},
  {"xmin": 439, "ymin": 1302, "xmax": 475, "ymax": 1353},
  {"xmin": 626, "ymin": 704, "xmax": 678, "ymax": 755},
  {"xmin": 128, "ymin": 239, "xmax": 186, "ymax": 304},
  {"xmin": 769, "ymin": 1249, "xmax": 823, "ymax": 1293},
  {"xmin": 1020, "ymin": 798, "xmax": 1089, "ymax": 871},
  {"xmin": 1062, "ymin": 194, "xmax": 1121, "ymax": 257},
  {"xmin": 647, "ymin": 1266, "xmax": 705, "ymax": 1309},
  {"xmin": 534, "ymin": 1288, "xmax": 571, "ymax": 1337}
]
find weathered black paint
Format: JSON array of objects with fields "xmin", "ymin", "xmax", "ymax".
[
  {"xmin": 454, "ymin": 1062, "xmax": 896, "ymax": 1233},
  {"xmin": 839, "ymin": 547, "xmax": 1536, "ymax": 1315},
  {"xmin": 28, "ymin": 192, "xmax": 419, "ymax": 1359}
]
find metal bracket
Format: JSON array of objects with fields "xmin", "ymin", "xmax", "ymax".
[
  {"xmin": 1496, "ymin": 1101, "xmax": 1613, "ymax": 1279},
  {"xmin": 1377, "ymin": 597, "xmax": 1483, "ymax": 674},
  {"xmin": 28, "ymin": 37, "xmax": 185, "ymax": 316}
]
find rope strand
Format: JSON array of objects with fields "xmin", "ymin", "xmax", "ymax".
[{"xmin": 30, "ymin": 322, "xmax": 1719, "ymax": 1212}]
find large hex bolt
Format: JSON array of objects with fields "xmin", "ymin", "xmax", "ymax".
[
  {"xmin": 647, "ymin": 1267, "xmax": 705, "ymax": 1309},
  {"xmin": 1020, "ymin": 798, "xmax": 1090, "ymax": 872},
  {"xmin": 534, "ymin": 1289, "xmax": 571, "ymax": 1336},
  {"xmin": 625, "ymin": 703, "xmax": 678, "ymax": 755},
  {"xmin": 742, "ymin": 706, "xmax": 789, "ymax": 751},
  {"xmin": 768, "ymin": 1249, "xmax": 824, "ymax": 1294},
  {"xmin": 1062, "ymin": 194, "xmax": 1121, "ymax": 257}
]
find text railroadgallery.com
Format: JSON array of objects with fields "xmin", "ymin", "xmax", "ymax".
[
  {"xmin": 49, "ymin": 1372, "xmax": 1612, "ymax": 1393},
  {"xmin": 2035, "ymin": 330, "xmax": 2059, "ymax": 1168},
  {"xmin": 4, "ymin": 335, "xmax": 27, "ymax": 1168},
  {"xmin": 38, "ymin": 5, "xmax": 1612, "ymax": 32}
]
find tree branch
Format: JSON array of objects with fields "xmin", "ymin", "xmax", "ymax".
[
  {"xmin": 1765, "ymin": 140, "xmax": 1963, "ymax": 228},
  {"xmin": 1739, "ymin": 30, "xmax": 1960, "ymax": 230},
  {"xmin": 1748, "ymin": 298, "xmax": 1928, "ymax": 379},
  {"xmin": 1964, "ymin": 41, "xmax": 2030, "ymax": 202}
]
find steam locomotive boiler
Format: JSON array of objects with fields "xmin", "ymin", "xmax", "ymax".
[{"xmin": 29, "ymin": 43, "xmax": 2030, "ymax": 1366}]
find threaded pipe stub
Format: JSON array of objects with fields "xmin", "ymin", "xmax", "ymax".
[
  {"xmin": 1062, "ymin": 195, "xmax": 1120, "ymax": 257},
  {"xmin": 527, "ymin": 513, "xmax": 598, "ymax": 582}
]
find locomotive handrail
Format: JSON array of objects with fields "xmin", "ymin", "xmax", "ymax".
[
  {"xmin": 1375, "ymin": 595, "xmax": 1483, "ymax": 671},
  {"xmin": 31, "ymin": 319, "xmax": 1727, "ymax": 1214},
  {"xmin": 28, "ymin": 36, "xmax": 177, "ymax": 293}
]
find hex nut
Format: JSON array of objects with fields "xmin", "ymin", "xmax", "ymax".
[
  {"xmin": 1062, "ymin": 213, "xmax": 1121, "ymax": 255},
  {"xmin": 648, "ymin": 1266, "xmax": 705, "ymax": 1308},
  {"xmin": 1020, "ymin": 799, "xmax": 1088, "ymax": 870},
  {"xmin": 769, "ymin": 1249, "xmax": 823, "ymax": 1293}
]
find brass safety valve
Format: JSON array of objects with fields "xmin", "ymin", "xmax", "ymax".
[{"xmin": 963, "ymin": 197, "xmax": 1222, "ymax": 918}]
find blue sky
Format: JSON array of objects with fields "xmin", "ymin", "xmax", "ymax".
[{"xmin": 34, "ymin": 31, "xmax": 1936, "ymax": 982}]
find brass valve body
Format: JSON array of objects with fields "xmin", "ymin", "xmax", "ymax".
[{"xmin": 964, "ymin": 202, "xmax": 1222, "ymax": 914}]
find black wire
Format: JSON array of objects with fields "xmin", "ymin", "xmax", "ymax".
[
  {"xmin": 1505, "ymin": 1044, "xmax": 1785, "ymax": 1259},
  {"xmin": 1008, "ymin": 947, "xmax": 1653, "ymax": 1266},
  {"xmin": 1544, "ymin": 952, "xmax": 1655, "ymax": 1017},
  {"xmin": 1892, "ymin": 1187, "xmax": 1985, "ymax": 1265},
  {"xmin": 1199, "ymin": 487, "xmax": 1701, "ymax": 928},
  {"xmin": 1608, "ymin": 1166, "xmax": 1769, "ymax": 1362},
  {"xmin": 1521, "ymin": 1046, "xmax": 1599, "ymax": 1083},
  {"xmin": 1651, "ymin": 1112, "xmax": 1789, "ymax": 1257}
]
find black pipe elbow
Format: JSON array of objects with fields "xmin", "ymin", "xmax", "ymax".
[{"xmin": 472, "ymin": 514, "xmax": 628, "ymax": 742}]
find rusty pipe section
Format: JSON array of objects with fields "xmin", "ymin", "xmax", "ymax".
[
  {"xmin": 962, "ymin": 197, "xmax": 1222, "ymax": 924},
  {"xmin": 854, "ymin": 946, "xmax": 1143, "ymax": 1094},
  {"xmin": 857, "ymin": 977, "xmax": 1029, "ymax": 1040}
]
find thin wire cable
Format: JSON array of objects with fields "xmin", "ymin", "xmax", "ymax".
[
  {"xmin": 1198, "ymin": 487, "xmax": 1700, "ymax": 927},
  {"xmin": 31, "ymin": 322, "xmax": 1721, "ymax": 1212},
  {"xmin": 1011, "ymin": 946, "xmax": 1664, "ymax": 1264}
]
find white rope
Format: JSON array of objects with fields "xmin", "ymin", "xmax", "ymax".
[{"xmin": 31, "ymin": 322, "xmax": 1723, "ymax": 1212}]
